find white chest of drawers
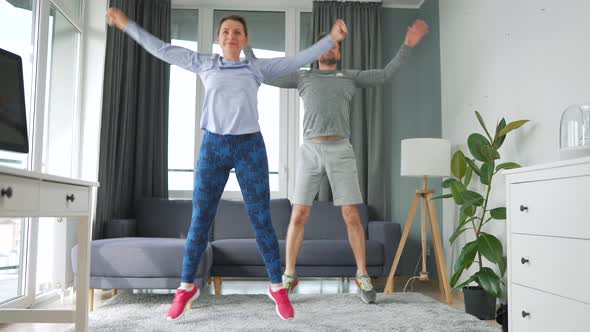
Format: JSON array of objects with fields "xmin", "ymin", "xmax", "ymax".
[{"xmin": 505, "ymin": 157, "xmax": 590, "ymax": 332}]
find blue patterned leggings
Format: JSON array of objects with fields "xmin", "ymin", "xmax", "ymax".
[{"xmin": 181, "ymin": 131, "xmax": 282, "ymax": 284}]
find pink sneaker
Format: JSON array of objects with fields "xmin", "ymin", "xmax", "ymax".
[
  {"xmin": 267, "ymin": 286, "xmax": 294, "ymax": 320},
  {"xmin": 166, "ymin": 285, "xmax": 200, "ymax": 320}
]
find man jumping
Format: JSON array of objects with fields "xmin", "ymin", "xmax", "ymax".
[{"xmin": 245, "ymin": 19, "xmax": 428, "ymax": 304}]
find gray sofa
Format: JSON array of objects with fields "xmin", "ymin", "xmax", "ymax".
[
  {"xmin": 72, "ymin": 199, "xmax": 213, "ymax": 310},
  {"xmin": 75, "ymin": 198, "xmax": 401, "ymax": 302},
  {"xmin": 210, "ymin": 199, "xmax": 401, "ymax": 294}
]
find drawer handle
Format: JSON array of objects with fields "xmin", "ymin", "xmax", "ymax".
[
  {"xmin": 520, "ymin": 205, "xmax": 528, "ymax": 212},
  {"xmin": 521, "ymin": 257, "xmax": 529, "ymax": 264},
  {"xmin": 521, "ymin": 310, "xmax": 530, "ymax": 318},
  {"xmin": 66, "ymin": 194, "xmax": 75, "ymax": 202},
  {"xmin": 1, "ymin": 187, "xmax": 13, "ymax": 198}
]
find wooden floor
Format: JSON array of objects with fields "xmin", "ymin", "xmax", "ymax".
[{"xmin": 0, "ymin": 276, "xmax": 500, "ymax": 331}]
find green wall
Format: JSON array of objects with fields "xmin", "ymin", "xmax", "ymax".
[{"xmin": 382, "ymin": 0, "xmax": 442, "ymax": 277}]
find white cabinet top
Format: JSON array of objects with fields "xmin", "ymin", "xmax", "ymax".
[
  {"xmin": 504, "ymin": 157, "xmax": 590, "ymax": 183},
  {"xmin": 0, "ymin": 165, "xmax": 99, "ymax": 187}
]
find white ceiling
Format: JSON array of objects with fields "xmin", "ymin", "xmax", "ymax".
[
  {"xmin": 383, "ymin": 0, "xmax": 425, "ymax": 8},
  {"xmin": 171, "ymin": 0, "xmax": 425, "ymax": 10}
]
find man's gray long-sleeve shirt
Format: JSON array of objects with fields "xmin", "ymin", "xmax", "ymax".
[{"xmin": 244, "ymin": 45, "xmax": 412, "ymax": 139}]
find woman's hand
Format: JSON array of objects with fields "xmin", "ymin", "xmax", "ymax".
[
  {"xmin": 105, "ymin": 7, "xmax": 129, "ymax": 30},
  {"xmin": 330, "ymin": 19, "xmax": 348, "ymax": 42}
]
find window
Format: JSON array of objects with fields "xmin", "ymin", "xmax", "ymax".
[
  {"xmin": 0, "ymin": 0, "xmax": 35, "ymax": 305},
  {"xmin": 0, "ymin": 218, "xmax": 27, "ymax": 304},
  {"xmin": 168, "ymin": 9, "xmax": 199, "ymax": 191},
  {"xmin": 37, "ymin": 4, "xmax": 81, "ymax": 295},
  {"xmin": 212, "ymin": 10, "xmax": 285, "ymax": 194},
  {"xmin": 42, "ymin": 6, "xmax": 80, "ymax": 178},
  {"xmin": 0, "ymin": 0, "xmax": 35, "ymax": 170},
  {"xmin": 51, "ymin": 0, "xmax": 81, "ymax": 22},
  {"xmin": 0, "ymin": 0, "xmax": 85, "ymax": 308}
]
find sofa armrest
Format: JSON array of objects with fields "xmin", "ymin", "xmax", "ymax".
[
  {"xmin": 368, "ymin": 221, "xmax": 401, "ymax": 277},
  {"xmin": 104, "ymin": 218, "xmax": 137, "ymax": 238}
]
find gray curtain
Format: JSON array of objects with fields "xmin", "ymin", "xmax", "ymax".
[
  {"xmin": 95, "ymin": 0, "xmax": 171, "ymax": 239},
  {"xmin": 312, "ymin": 1, "xmax": 385, "ymax": 219}
]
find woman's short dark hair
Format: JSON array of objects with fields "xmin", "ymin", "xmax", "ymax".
[{"xmin": 217, "ymin": 15, "xmax": 248, "ymax": 36}]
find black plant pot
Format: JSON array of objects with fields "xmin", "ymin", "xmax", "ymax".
[{"xmin": 463, "ymin": 286, "xmax": 497, "ymax": 320}]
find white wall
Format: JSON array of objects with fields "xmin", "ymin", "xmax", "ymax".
[{"xmin": 439, "ymin": 0, "xmax": 590, "ymax": 286}]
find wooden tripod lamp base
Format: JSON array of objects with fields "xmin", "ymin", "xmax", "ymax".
[{"xmin": 384, "ymin": 138, "xmax": 453, "ymax": 304}]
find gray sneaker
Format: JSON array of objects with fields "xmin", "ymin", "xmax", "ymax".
[
  {"xmin": 282, "ymin": 274, "xmax": 299, "ymax": 294},
  {"xmin": 355, "ymin": 274, "xmax": 376, "ymax": 304}
]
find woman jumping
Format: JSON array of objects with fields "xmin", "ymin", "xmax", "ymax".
[{"xmin": 105, "ymin": 7, "xmax": 347, "ymax": 321}]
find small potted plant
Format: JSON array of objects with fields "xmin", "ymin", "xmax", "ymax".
[{"xmin": 437, "ymin": 111, "xmax": 528, "ymax": 320}]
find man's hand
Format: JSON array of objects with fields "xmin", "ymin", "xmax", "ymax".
[
  {"xmin": 404, "ymin": 19, "xmax": 429, "ymax": 48},
  {"xmin": 329, "ymin": 19, "xmax": 348, "ymax": 42},
  {"xmin": 105, "ymin": 7, "xmax": 129, "ymax": 30}
]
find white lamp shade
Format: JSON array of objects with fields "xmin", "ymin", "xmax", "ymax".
[{"xmin": 401, "ymin": 138, "xmax": 451, "ymax": 178}]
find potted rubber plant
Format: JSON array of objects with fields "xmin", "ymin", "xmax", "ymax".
[{"xmin": 437, "ymin": 111, "xmax": 528, "ymax": 320}]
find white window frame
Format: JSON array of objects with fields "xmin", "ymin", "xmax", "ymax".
[
  {"xmin": 0, "ymin": 0, "xmax": 86, "ymax": 310},
  {"xmin": 168, "ymin": 1, "xmax": 313, "ymax": 201}
]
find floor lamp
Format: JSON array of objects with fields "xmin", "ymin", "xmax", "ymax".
[{"xmin": 383, "ymin": 138, "xmax": 453, "ymax": 304}]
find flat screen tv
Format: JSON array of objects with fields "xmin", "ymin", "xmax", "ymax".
[{"xmin": 0, "ymin": 48, "xmax": 29, "ymax": 153}]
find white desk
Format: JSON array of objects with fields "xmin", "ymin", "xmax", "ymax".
[{"xmin": 0, "ymin": 165, "xmax": 98, "ymax": 332}]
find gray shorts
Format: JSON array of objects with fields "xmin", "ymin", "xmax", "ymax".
[{"xmin": 293, "ymin": 138, "xmax": 363, "ymax": 206}]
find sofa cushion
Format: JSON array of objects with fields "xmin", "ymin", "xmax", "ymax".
[
  {"xmin": 212, "ymin": 239, "xmax": 286, "ymax": 265},
  {"xmin": 85, "ymin": 237, "xmax": 211, "ymax": 278},
  {"xmin": 135, "ymin": 199, "xmax": 193, "ymax": 239},
  {"xmin": 304, "ymin": 201, "xmax": 369, "ymax": 240},
  {"xmin": 213, "ymin": 199, "xmax": 292, "ymax": 240},
  {"xmin": 297, "ymin": 240, "xmax": 382, "ymax": 266},
  {"xmin": 211, "ymin": 239, "xmax": 383, "ymax": 266}
]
